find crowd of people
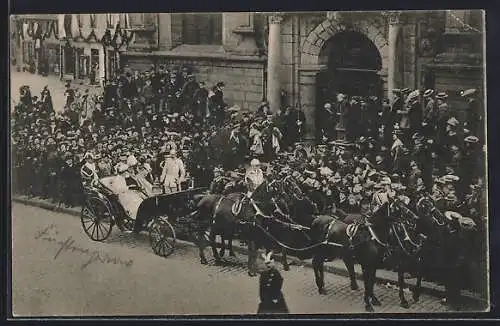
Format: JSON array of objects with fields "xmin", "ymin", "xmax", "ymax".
[{"xmin": 11, "ymin": 65, "xmax": 486, "ymax": 227}]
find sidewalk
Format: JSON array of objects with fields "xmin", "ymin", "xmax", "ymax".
[{"xmin": 12, "ymin": 194, "xmax": 485, "ymax": 307}]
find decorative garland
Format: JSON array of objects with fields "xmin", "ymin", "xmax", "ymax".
[
  {"xmin": 46, "ymin": 20, "xmax": 58, "ymax": 39},
  {"xmin": 85, "ymin": 29, "xmax": 99, "ymax": 43},
  {"xmin": 448, "ymin": 11, "xmax": 482, "ymax": 33}
]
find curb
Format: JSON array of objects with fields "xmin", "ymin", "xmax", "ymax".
[{"xmin": 13, "ymin": 196, "xmax": 486, "ymax": 308}]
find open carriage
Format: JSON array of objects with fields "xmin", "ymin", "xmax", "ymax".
[{"xmin": 80, "ymin": 178, "xmax": 207, "ymax": 258}]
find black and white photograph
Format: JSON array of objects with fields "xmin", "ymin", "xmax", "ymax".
[{"xmin": 9, "ymin": 10, "xmax": 489, "ymax": 316}]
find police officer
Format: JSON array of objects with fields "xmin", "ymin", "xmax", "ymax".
[{"xmin": 257, "ymin": 251, "xmax": 289, "ymax": 314}]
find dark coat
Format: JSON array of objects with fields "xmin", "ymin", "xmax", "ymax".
[{"xmin": 257, "ymin": 267, "xmax": 289, "ymax": 314}]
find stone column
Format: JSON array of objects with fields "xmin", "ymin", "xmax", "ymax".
[
  {"xmin": 386, "ymin": 11, "xmax": 402, "ymax": 104},
  {"xmin": 266, "ymin": 13, "xmax": 283, "ymax": 113}
]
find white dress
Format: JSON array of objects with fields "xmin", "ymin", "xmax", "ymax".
[{"xmin": 100, "ymin": 175, "xmax": 145, "ymax": 220}]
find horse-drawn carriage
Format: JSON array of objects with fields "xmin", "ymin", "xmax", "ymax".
[{"xmin": 80, "ymin": 178, "xmax": 207, "ymax": 258}]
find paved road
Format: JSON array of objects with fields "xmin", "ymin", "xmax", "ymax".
[
  {"xmin": 10, "ymin": 69, "xmax": 101, "ymax": 113},
  {"xmin": 11, "ymin": 202, "xmax": 454, "ymax": 316}
]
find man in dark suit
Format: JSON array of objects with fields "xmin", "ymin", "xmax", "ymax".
[
  {"xmin": 461, "ymin": 89, "xmax": 483, "ymax": 139},
  {"xmin": 209, "ymin": 82, "xmax": 227, "ymax": 126},
  {"xmin": 193, "ymin": 81, "xmax": 209, "ymax": 120}
]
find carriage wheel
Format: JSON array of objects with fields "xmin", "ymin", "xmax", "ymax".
[
  {"xmin": 81, "ymin": 197, "xmax": 113, "ymax": 242},
  {"xmin": 149, "ymin": 216, "xmax": 176, "ymax": 258}
]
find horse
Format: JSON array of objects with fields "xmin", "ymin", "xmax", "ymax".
[
  {"xmin": 385, "ymin": 198, "xmax": 427, "ymax": 308},
  {"xmin": 415, "ymin": 195, "xmax": 480, "ymax": 310},
  {"xmin": 191, "ymin": 179, "xmax": 290, "ymax": 276},
  {"xmin": 309, "ymin": 201, "xmax": 399, "ymax": 312}
]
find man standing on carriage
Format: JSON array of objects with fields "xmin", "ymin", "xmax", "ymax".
[{"xmin": 159, "ymin": 149, "xmax": 186, "ymax": 194}]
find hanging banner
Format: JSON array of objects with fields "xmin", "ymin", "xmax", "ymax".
[
  {"xmin": 58, "ymin": 14, "xmax": 66, "ymax": 39},
  {"xmin": 71, "ymin": 14, "xmax": 80, "ymax": 40},
  {"xmin": 23, "ymin": 22, "xmax": 29, "ymax": 39}
]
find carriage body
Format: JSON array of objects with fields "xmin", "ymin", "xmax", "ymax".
[{"xmin": 80, "ymin": 178, "xmax": 207, "ymax": 258}]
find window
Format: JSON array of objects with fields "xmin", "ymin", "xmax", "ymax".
[
  {"xmin": 129, "ymin": 13, "xmax": 154, "ymax": 28},
  {"xmin": 182, "ymin": 13, "xmax": 222, "ymax": 45},
  {"xmin": 89, "ymin": 14, "xmax": 96, "ymax": 28}
]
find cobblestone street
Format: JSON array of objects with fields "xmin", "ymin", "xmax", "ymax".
[{"xmin": 12, "ymin": 202, "xmax": 458, "ymax": 316}]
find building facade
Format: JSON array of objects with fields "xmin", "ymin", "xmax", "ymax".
[
  {"xmin": 120, "ymin": 10, "xmax": 484, "ymax": 140},
  {"xmin": 11, "ymin": 14, "xmax": 61, "ymax": 75},
  {"xmin": 11, "ymin": 11, "xmax": 484, "ymax": 139}
]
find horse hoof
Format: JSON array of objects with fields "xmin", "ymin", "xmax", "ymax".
[
  {"xmin": 318, "ymin": 289, "xmax": 327, "ymax": 295},
  {"xmin": 284, "ymin": 266, "xmax": 290, "ymax": 271},
  {"xmin": 248, "ymin": 272, "xmax": 257, "ymax": 277},
  {"xmin": 365, "ymin": 304, "xmax": 374, "ymax": 312},
  {"xmin": 400, "ymin": 301, "xmax": 410, "ymax": 309},
  {"xmin": 200, "ymin": 259, "xmax": 208, "ymax": 265},
  {"xmin": 215, "ymin": 259, "xmax": 223, "ymax": 266},
  {"xmin": 351, "ymin": 283, "xmax": 359, "ymax": 291},
  {"xmin": 219, "ymin": 251, "xmax": 225, "ymax": 258},
  {"xmin": 371, "ymin": 297, "xmax": 381, "ymax": 306},
  {"xmin": 412, "ymin": 293, "xmax": 420, "ymax": 302}
]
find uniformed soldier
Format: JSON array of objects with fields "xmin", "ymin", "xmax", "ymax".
[
  {"xmin": 80, "ymin": 152, "xmax": 99, "ymax": 187},
  {"xmin": 257, "ymin": 251, "xmax": 289, "ymax": 314}
]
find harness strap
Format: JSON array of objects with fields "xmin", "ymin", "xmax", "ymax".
[
  {"xmin": 213, "ymin": 196, "xmax": 225, "ymax": 224},
  {"xmin": 367, "ymin": 225, "xmax": 388, "ymax": 247}
]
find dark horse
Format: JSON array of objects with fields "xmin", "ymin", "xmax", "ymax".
[
  {"xmin": 415, "ymin": 195, "xmax": 481, "ymax": 310},
  {"xmin": 385, "ymin": 198, "xmax": 427, "ymax": 308},
  {"xmin": 192, "ymin": 179, "xmax": 290, "ymax": 276},
  {"xmin": 309, "ymin": 201, "xmax": 402, "ymax": 312}
]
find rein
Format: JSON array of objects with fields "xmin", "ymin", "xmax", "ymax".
[{"xmin": 391, "ymin": 222, "xmax": 423, "ymax": 257}]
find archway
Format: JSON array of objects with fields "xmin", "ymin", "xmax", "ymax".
[{"xmin": 319, "ymin": 31, "xmax": 383, "ymax": 101}]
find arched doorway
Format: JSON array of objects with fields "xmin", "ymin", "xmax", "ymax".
[
  {"xmin": 318, "ymin": 31, "xmax": 383, "ymax": 102},
  {"xmin": 315, "ymin": 31, "xmax": 383, "ymax": 141}
]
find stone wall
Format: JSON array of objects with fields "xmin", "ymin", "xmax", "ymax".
[{"xmin": 121, "ymin": 54, "xmax": 266, "ymax": 110}]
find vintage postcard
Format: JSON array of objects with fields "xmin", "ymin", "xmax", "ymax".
[{"xmin": 10, "ymin": 10, "xmax": 489, "ymax": 316}]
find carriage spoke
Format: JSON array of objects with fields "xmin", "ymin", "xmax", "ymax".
[
  {"xmin": 97, "ymin": 223, "xmax": 108, "ymax": 239},
  {"xmin": 90, "ymin": 223, "xmax": 98, "ymax": 240},
  {"xmin": 95, "ymin": 222, "xmax": 101, "ymax": 240}
]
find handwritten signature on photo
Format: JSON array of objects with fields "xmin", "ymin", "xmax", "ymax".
[{"xmin": 34, "ymin": 224, "xmax": 134, "ymax": 270}]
